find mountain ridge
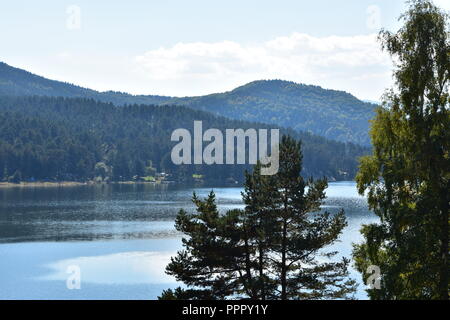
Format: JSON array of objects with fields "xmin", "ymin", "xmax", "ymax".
[
  {"xmin": 0, "ymin": 61, "xmax": 375, "ymax": 145},
  {"xmin": 163, "ymin": 79, "xmax": 376, "ymax": 145}
]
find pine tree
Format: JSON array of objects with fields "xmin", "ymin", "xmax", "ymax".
[
  {"xmin": 353, "ymin": 0, "xmax": 449, "ymax": 300},
  {"xmin": 240, "ymin": 162, "xmax": 280, "ymax": 299},
  {"xmin": 243, "ymin": 136, "xmax": 356, "ymax": 300},
  {"xmin": 161, "ymin": 136, "xmax": 356, "ymax": 300},
  {"xmin": 163, "ymin": 192, "xmax": 256, "ymax": 299}
]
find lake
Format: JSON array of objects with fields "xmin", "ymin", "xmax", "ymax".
[{"xmin": 0, "ymin": 181, "xmax": 377, "ymax": 300}]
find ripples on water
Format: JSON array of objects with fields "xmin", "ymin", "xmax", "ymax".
[
  {"xmin": 0, "ymin": 184, "xmax": 248, "ymax": 243},
  {"xmin": 0, "ymin": 182, "xmax": 377, "ymax": 299}
]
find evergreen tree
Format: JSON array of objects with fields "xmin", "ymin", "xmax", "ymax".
[
  {"xmin": 163, "ymin": 193, "xmax": 254, "ymax": 299},
  {"xmin": 161, "ymin": 136, "xmax": 356, "ymax": 300},
  {"xmin": 353, "ymin": 0, "xmax": 449, "ymax": 300},
  {"xmin": 9, "ymin": 169, "xmax": 22, "ymax": 183},
  {"xmin": 243, "ymin": 136, "xmax": 356, "ymax": 300}
]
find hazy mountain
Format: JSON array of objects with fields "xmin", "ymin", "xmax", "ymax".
[
  {"xmin": 0, "ymin": 61, "xmax": 376, "ymax": 145},
  {"xmin": 0, "ymin": 62, "xmax": 171, "ymax": 105}
]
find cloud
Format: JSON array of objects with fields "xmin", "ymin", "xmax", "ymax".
[{"xmin": 134, "ymin": 32, "xmax": 392, "ymax": 100}]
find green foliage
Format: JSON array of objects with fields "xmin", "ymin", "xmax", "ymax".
[
  {"xmin": 353, "ymin": 0, "xmax": 449, "ymax": 300},
  {"xmin": 0, "ymin": 96, "xmax": 368, "ymax": 183},
  {"xmin": 167, "ymin": 80, "xmax": 377, "ymax": 146},
  {"xmin": 162, "ymin": 136, "xmax": 356, "ymax": 300},
  {"xmin": 94, "ymin": 162, "xmax": 112, "ymax": 182},
  {"xmin": 165, "ymin": 194, "xmax": 247, "ymax": 299},
  {"xmin": 9, "ymin": 169, "xmax": 22, "ymax": 183},
  {"xmin": 0, "ymin": 62, "xmax": 375, "ymax": 145}
]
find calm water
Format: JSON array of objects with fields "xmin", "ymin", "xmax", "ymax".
[{"xmin": 0, "ymin": 182, "xmax": 377, "ymax": 299}]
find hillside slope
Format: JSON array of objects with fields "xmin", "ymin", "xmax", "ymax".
[
  {"xmin": 0, "ymin": 96, "xmax": 369, "ymax": 182},
  {"xmin": 165, "ymin": 80, "xmax": 376, "ymax": 145},
  {"xmin": 0, "ymin": 62, "xmax": 375, "ymax": 145},
  {"xmin": 0, "ymin": 62, "xmax": 171, "ymax": 105}
]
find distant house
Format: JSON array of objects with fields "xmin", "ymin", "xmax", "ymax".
[{"xmin": 156, "ymin": 172, "xmax": 167, "ymax": 179}]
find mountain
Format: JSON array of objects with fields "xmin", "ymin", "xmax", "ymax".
[
  {"xmin": 0, "ymin": 62, "xmax": 171, "ymax": 105},
  {"xmin": 164, "ymin": 80, "xmax": 376, "ymax": 146},
  {"xmin": 0, "ymin": 96, "xmax": 368, "ymax": 183},
  {"xmin": 0, "ymin": 62, "xmax": 376, "ymax": 145}
]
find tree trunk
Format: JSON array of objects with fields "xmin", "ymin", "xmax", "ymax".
[
  {"xmin": 281, "ymin": 218, "xmax": 287, "ymax": 300},
  {"xmin": 259, "ymin": 244, "xmax": 265, "ymax": 300},
  {"xmin": 439, "ymin": 184, "xmax": 449, "ymax": 300},
  {"xmin": 243, "ymin": 236, "xmax": 256, "ymax": 299}
]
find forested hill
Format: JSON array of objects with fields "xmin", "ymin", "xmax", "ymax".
[
  {"xmin": 0, "ymin": 62, "xmax": 375, "ymax": 145},
  {"xmin": 165, "ymin": 80, "xmax": 376, "ymax": 146},
  {"xmin": 0, "ymin": 62, "xmax": 171, "ymax": 105},
  {"xmin": 0, "ymin": 96, "xmax": 368, "ymax": 183}
]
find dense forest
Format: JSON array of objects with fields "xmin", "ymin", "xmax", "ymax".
[
  {"xmin": 165, "ymin": 80, "xmax": 376, "ymax": 146},
  {"xmin": 0, "ymin": 96, "xmax": 369, "ymax": 184},
  {"xmin": 0, "ymin": 62, "xmax": 375, "ymax": 145}
]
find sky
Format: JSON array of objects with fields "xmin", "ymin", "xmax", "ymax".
[{"xmin": 0, "ymin": 0, "xmax": 449, "ymax": 101}]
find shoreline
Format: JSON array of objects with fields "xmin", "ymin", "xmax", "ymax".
[
  {"xmin": 0, "ymin": 179, "xmax": 354, "ymax": 189},
  {"xmin": 0, "ymin": 181, "xmax": 92, "ymax": 188},
  {"xmin": 0, "ymin": 180, "xmax": 181, "ymax": 189}
]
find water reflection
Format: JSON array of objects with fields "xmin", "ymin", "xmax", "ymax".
[
  {"xmin": 0, "ymin": 182, "xmax": 377, "ymax": 299},
  {"xmin": 40, "ymin": 251, "xmax": 176, "ymax": 284},
  {"xmin": 0, "ymin": 184, "xmax": 245, "ymax": 243}
]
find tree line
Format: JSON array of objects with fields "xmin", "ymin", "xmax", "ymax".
[{"xmin": 0, "ymin": 96, "xmax": 368, "ymax": 184}]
